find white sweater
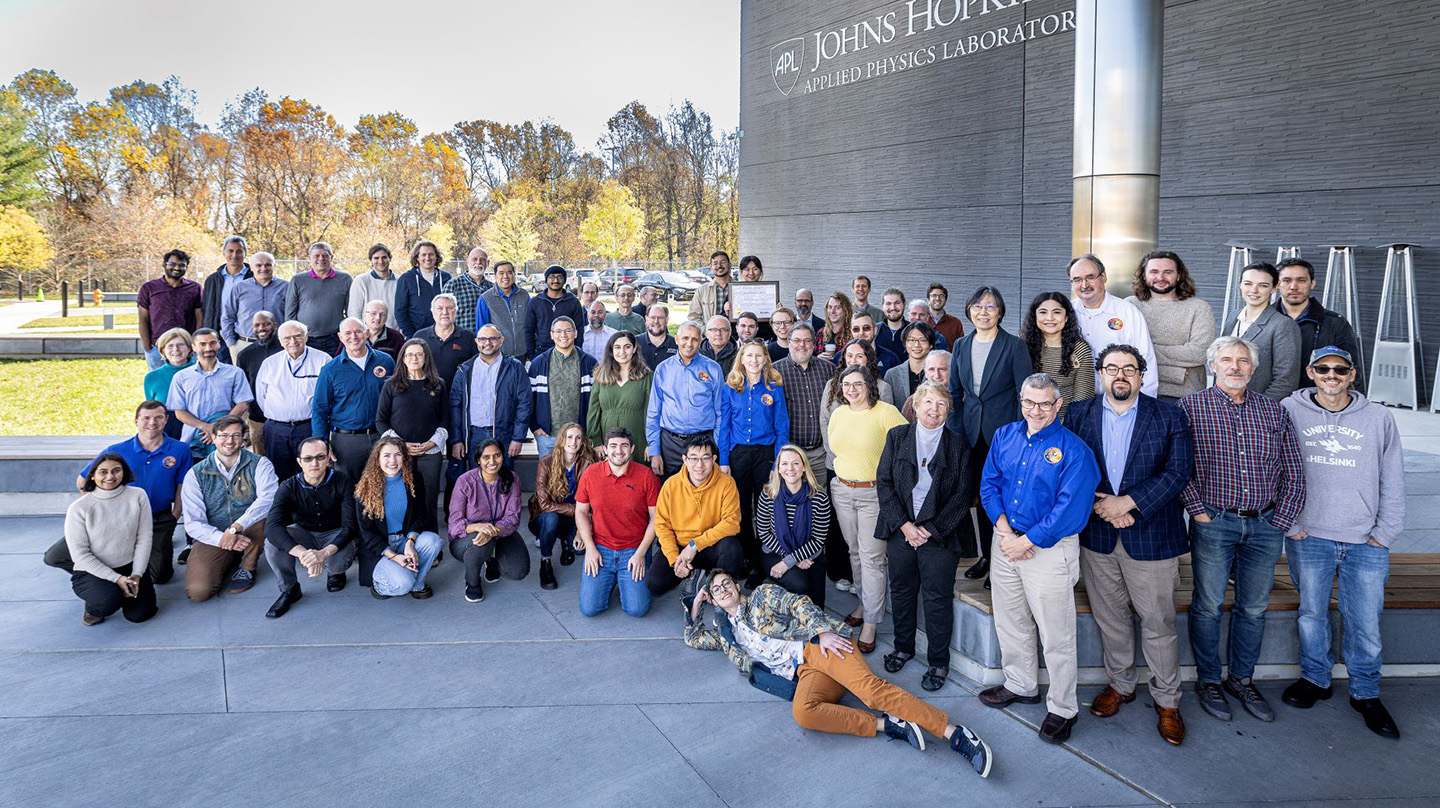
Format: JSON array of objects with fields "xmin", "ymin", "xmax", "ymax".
[{"xmin": 64, "ymin": 486, "xmax": 152, "ymax": 582}]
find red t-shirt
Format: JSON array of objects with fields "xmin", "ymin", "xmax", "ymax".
[{"xmin": 575, "ymin": 461, "xmax": 660, "ymax": 550}]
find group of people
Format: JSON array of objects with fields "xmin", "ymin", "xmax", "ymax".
[{"xmin": 54, "ymin": 240, "xmax": 1402, "ymax": 773}]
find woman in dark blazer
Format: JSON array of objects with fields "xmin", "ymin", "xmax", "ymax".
[
  {"xmin": 877, "ymin": 382, "xmax": 976, "ymax": 691},
  {"xmin": 947, "ymin": 286, "xmax": 1031, "ymax": 584}
]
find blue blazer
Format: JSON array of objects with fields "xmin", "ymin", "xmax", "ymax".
[
  {"xmin": 1063, "ymin": 394, "xmax": 1193, "ymax": 560},
  {"xmin": 947, "ymin": 328, "xmax": 1030, "ymax": 447}
]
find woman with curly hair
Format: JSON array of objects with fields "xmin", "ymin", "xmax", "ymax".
[
  {"xmin": 819, "ymin": 291, "xmax": 853, "ymax": 362},
  {"xmin": 528, "ymin": 422, "xmax": 595, "ymax": 589},
  {"xmin": 1019, "ymin": 292, "xmax": 1095, "ymax": 418},
  {"xmin": 354, "ymin": 437, "xmax": 444, "ymax": 599}
]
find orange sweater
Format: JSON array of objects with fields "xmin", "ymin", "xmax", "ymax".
[{"xmin": 655, "ymin": 468, "xmax": 741, "ymax": 562}]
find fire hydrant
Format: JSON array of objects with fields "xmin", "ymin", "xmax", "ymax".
[{"xmin": 92, "ymin": 288, "xmax": 104, "ymax": 306}]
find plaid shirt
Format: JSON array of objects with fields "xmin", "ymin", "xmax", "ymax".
[
  {"xmin": 774, "ymin": 355, "xmax": 834, "ymax": 449},
  {"xmin": 442, "ymin": 273, "xmax": 493, "ymax": 333},
  {"xmin": 1177, "ymin": 385, "xmax": 1305, "ymax": 530}
]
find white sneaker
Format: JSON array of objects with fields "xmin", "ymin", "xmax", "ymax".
[{"xmin": 836, "ymin": 579, "xmax": 853, "ymax": 593}]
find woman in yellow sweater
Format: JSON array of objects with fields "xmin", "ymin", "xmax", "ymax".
[{"xmin": 826, "ymin": 365, "xmax": 907, "ymax": 653}]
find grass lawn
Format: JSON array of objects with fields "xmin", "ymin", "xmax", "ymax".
[
  {"xmin": 0, "ymin": 358, "xmax": 148, "ymax": 435},
  {"xmin": 21, "ymin": 312, "xmax": 139, "ymax": 329}
]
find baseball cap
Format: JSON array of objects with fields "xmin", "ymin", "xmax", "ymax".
[{"xmin": 1309, "ymin": 346, "xmax": 1353, "ymax": 366}]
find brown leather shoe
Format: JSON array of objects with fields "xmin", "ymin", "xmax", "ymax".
[
  {"xmin": 978, "ymin": 684, "xmax": 1043, "ymax": 708},
  {"xmin": 855, "ymin": 635, "xmax": 877, "ymax": 654},
  {"xmin": 843, "ymin": 613, "xmax": 864, "ymax": 627},
  {"xmin": 1156, "ymin": 706, "xmax": 1186, "ymax": 746},
  {"xmin": 1090, "ymin": 686, "xmax": 1136, "ymax": 718},
  {"xmin": 82, "ymin": 608, "xmax": 104, "ymax": 627}
]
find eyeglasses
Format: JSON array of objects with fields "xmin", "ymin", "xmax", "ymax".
[
  {"xmin": 164, "ymin": 262, "xmax": 189, "ymax": 270},
  {"xmin": 298, "ymin": 454, "xmax": 328, "ymax": 463},
  {"xmin": 1070, "ymin": 273, "xmax": 1101, "ymax": 285},
  {"xmin": 476, "ymin": 336, "xmax": 501, "ymax": 343},
  {"xmin": 1312, "ymin": 364, "xmax": 1353, "ymax": 376},
  {"xmin": 684, "ymin": 455, "xmax": 715, "ymax": 464},
  {"xmin": 709, "ymin": 578, "xmax": 736, "ymax": 594},
  {"xmin": 968, "ymin": 304, "xmax": 998, "ymax": 313},
  {"xmin": 214, "ymin": 431, "xmax": 245, "ymax": 441},
  {"xmin": 841, "ymin": 381, "xmax": 867, "ymax": 390},
  {"xmin": 904, "ymin": 336, "xmax": 930, "ymax": 345},
  {"xmin": 1020, "ymin": 399, "xmax": 1057, "ymax": 412},
  {"xmin": 1100, "ymin": 365, "xmax": 1140, "ymax": 378}
]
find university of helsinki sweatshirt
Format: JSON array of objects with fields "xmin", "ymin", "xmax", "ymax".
[{"xmin": 1281, "ymin": 389, "xmax": 1405, "ymax": 547}]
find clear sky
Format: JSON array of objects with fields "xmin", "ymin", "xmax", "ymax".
[{"xmin": 0, "ymin": 0, "xmax": 740, "ymax": 148}]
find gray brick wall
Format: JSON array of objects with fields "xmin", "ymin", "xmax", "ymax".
[{"xmin": 740, "ymin": 0, "xmax": 1440, "ymax": 399}]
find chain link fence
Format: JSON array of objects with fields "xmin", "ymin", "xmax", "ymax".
[{"xmin": 0, "ymin": 257, "xmax": 712, "ymax": 301}]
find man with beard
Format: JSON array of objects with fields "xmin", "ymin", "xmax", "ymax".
[
  {"xmin": 639, "ymin": 304, "xmax": 678, "ymax": 369},
  {"xmin": 1065, "ymin": 345, "xmax": 1194, "ymax": 746},
  {"xmin": 168, "ymin": 328, "xmax": 253, "ymax": 458},
  {"xmin": 690, "ymin": 251, "xmax": 735, "ymax": 322},
  {"xmin": 793, "ymin": 288, "xmax": 823, "ymax": 332},
  {"xmin": 1179, "ymin": 336, "xmax": 1304, "ymax": 724},
  {"xmin": 1275, "ymin": 258, "xmax": 1364, "ymax": 393},
  {"xmin": 875, "ymin": 288, "xmax": 909, "ymax": 360},
  {"xmin": 138, "ymin": 249, "xmax": 204, "ymax": 370},
  {"xmin": 222, "ymin": 251, "xmax": 288, "ymax": 363},
  {"xmin": 1069, "ymin": 255, "xmax": 1159, "ymax": 398},
  {"xmin": 235, "ymin": 311, "xmax": 282, "ymax": 456},
  {"xmin": 1127, "ymin": 250, "xmax": 1215, "ymax": 404}
]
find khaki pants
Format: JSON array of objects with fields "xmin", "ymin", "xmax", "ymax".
[
  {"xmin": 1079, "ymin": 540, "xmax": 1182, "ymax": 707},
  {"xmin": 184, "ymin": 522, "xmax": 265, "ymax": 602},
  {"xmin": 991, "ymin": 534, "xmax": 1080, "ymax": 718},
  {"xmin": 830, "ymin": 480, "xmax": 886, "ymax": 624},
  {"xmin": 248, "ymin": 418, "xmax": 266, "ymax": 456},
  {"xmin": 793, "ymin": 643, "xmax": 949, "ymax": 738},
  {"xmin": 803, "ymin": 445, "xmax": 828, "ymax": 488}
]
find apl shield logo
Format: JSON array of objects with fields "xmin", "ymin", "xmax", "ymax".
[{"xmin": 771, "ymin": 37, "xmax": 804, "ymax": 96}]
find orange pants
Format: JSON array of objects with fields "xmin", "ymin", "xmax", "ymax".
[{"xmin": 792, "ymin": 643, "xmax": 949, "ymax": 738}]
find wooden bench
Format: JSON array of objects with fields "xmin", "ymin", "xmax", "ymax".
[{"xmin": 954, "ymin": 552, "xmax": 1440, "ymax": 614}]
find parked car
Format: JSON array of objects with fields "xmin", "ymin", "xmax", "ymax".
[
  {"xmin": 681, "ymin": 269, "xmax": 711, "ymax": 285},
  {"xmin": 635, "ymin": 271, "xmax": 701, "ymax": 302},
  {"xmin": 572, "ymin": 268, "xmax": 602, "ymax": 293},
  {"xmin": 601, "ymin": 267, "xmax": 644, "ymax": 292},
  {"xmin": 520, "ymin": 273, "xmax": 547, "ymax": 293}
]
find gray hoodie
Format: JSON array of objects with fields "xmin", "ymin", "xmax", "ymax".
[{"xmin": 1281, "ymin": 389, "xmax": 1405, "ymax": 546}]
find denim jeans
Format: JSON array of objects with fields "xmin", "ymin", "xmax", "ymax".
[
  {"xmin": 535, "ymin": 432, "xmax": 557, "ymax": 461},
  {"xmin": 579, "ymin": 545, "xmax": 653, "ymax": 617},
  {"xmin": 1286, "ymin": 536, "xmax": 1390, "ymax": 699},
  {"xmin": 371, "ymin": 532, "xmax": 444, "ymax": 596},
  {"xmin": 1188, "ymin": 508, "xmax": 1284, "ymax": 682},
  {"xmin": 530, "ymin": 512, "xmax": 576, "ymax": 560}
]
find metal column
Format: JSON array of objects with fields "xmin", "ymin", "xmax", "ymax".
[
  {"xmin": 1319, "ymin": 244, "xmax": 1365, "ymax": 375},
  {"xmin": 1219, "ymin": 241, "xmax": 1255, "ymax": 330},
  {"xmin": 1368, "ymin": 243, "xmax": 1424, "ymax": 409},
  {"xmin": 1072, "ymin": 0, "xmax": 1162, "ymax": 291}
]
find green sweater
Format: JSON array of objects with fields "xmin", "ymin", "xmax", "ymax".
[{"xmin": 586, "ymin": 377, "xmax": 651, "ymax": 461}]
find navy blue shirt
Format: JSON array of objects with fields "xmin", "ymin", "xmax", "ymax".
[
  {"xmin": 80, "ymin": 435, "xmax": 193, "ymax": 514},
  {"xmin": 979, "ymin": 418, "xmax": 1100, "ymax": 548},
  {"xmin": 312, "ymin": 348, "xmax": 397, "ymax": 434}
]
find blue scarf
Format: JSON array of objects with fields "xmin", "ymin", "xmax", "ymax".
[{"xmin": 773, "ymin": 480, "xmax": 813, "ymax": 556}]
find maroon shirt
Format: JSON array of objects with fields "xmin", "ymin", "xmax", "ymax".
[{"xmin": 138, "ymin": 277, "xmax": 203, "ymax": 339}]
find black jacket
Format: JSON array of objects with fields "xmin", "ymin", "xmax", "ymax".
[
  {"xmin": 1280, "ymin": 298, "xmax": 1365, "ymax": 393},
  {"xmin": 265, "ymin": 469, "xmax": 358, "ymax": 552},
  {"xmin": 355, "ymin": 472, "xmax": 434, "ymax": 557},
  {"xmin": 875, "ymin": 423, "xmax": 977, "ymax": 556},
  {"xmin": 203, "ymin": 264, "xmax": 252, "ymax": 353},
  {"xmin": 236, "ymin": 335, "xmax": 281, "ymax": 421}
]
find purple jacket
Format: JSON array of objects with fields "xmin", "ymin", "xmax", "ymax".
[{"xmin": 447, "ymin": 468, "xmax": 521, "ymax": 540}]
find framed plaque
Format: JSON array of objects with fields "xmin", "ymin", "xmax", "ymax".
[{"xmin": 730, "ymin": 281, "xmax": 780, "ymax": 319}]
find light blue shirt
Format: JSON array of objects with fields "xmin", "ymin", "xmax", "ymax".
[
  {"xmin": 166, "ymin": 362, "xmax": 253, "ymax": 443},
  {"xmin": 645, "ymin": 353, "xmax": 724, "ymax": 456},
  {"xmin": 468, "ymin": 355, "xmax": 504, "ymax": 428},
  {"xmin": 221, "ymin": 277, "xmax": 290, "ymax": 343},
  {"xmin": 1101, "ymin": 396, "xmax": 1138, "ymax": 494}
]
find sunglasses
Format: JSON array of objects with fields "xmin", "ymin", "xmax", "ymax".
[{"xmin": 1312, "ymin": 364, "xmax": 1353, "ymax": 376}]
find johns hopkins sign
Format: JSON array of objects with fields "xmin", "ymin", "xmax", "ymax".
[{"xmin": 769, "ymin": 0, "xmax": 1075, "ymax": 97}]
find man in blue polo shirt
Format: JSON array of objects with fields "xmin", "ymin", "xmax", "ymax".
[
  {"xmin": 313, "ymin": 317, "xmax": 396, "ymax": 482},
  {"xmin": 646, "ymin": 321, "xmax": 724, "ymax": 477},
  {"xmin": 44, "ymin": 400, "xmax": 193, "ymax": 584},
  {"xmin": 977, "ymin": 372, "xmax": 1101, "ymax": 745}
]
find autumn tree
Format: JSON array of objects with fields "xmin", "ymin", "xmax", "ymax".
[
  {"xmin": 480, "ymin": 197, "xmax": 541, "ymax": 268},
  {"xmin": 580, "ymin": 180, "xmax": 645, "ymax": 265},
  {"xmin": 7, "ymin": 69, "xmax": 78, "ymax": 202},
  {"xmin": 0, "ymin": 204, "xmax": 52, "ymax": 270}
]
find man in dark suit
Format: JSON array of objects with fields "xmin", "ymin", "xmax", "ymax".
[
  {"xmin": 202, "ymin": 235, "xmax": 251, "ymax": 364},
  {"xmin": 1064, "ymin": 343, "xmax": 1193, "ymax": 747}
]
